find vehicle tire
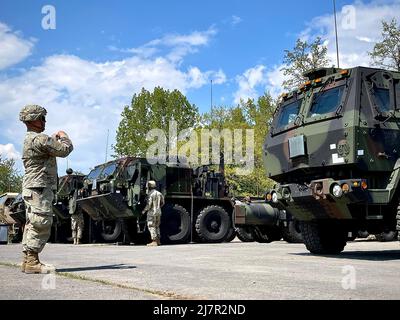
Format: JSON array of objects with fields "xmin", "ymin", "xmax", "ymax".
[
  {"xmin": 236, "ymin": 227, "xmax": 255, "ymax": 242},
  {"xmin": 100, "ymin": 219, "xmax": 122, "ymax": 242},
  {"xmin": 225, "ymin": 227, "xmax": 237, "ymax": 242},
  {"xmin": 161, "ymin": 204, "xmax": 190, "ymax": 244},
  {"xmin": 282, "ymin": 220, "xmax": 303, "ymax": 243},
  {"xmin": 299, "ymin": 221, "xmax": 347, "ymax": 255},
  {"xmin": 375, "ymin": 230, "xmax": 398, "ymax": 242},
  {"xmin": 252, "ymin": 226, "xmax": 282, "ymax": 243},
  {"xmin": 195, "ymin": 206, "xmax": 231, "ymax": 243}
]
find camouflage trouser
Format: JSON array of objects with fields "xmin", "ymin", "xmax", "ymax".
[
  {"xmin": 147, "ymin": 213, "xmax": 161, "ymax": 241},
  {"xmin": 71, "ymin": 212, "xmax": 84, "ymax": 239},
  {"xmin": 22, "ymin": 188, "xmax": 54, "ymax": 253}
]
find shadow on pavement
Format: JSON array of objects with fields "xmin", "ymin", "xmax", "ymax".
[
  {"xmin": 292, "ymin": 250, "xmax": 400, "ymax": 261},
  {"xmin": 57, "ymin": 264, "xmax": 137, "ymax": 273}
]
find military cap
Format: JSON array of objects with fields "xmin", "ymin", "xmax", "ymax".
[
  {"xmin": 147, "ymin": 181, "xmax": 157, "ymax": 189},
  {"xmin": 19, "ymin": 105, "xmax": 47, "ymax": 122}
]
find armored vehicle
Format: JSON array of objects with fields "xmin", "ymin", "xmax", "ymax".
[
  {"xmin": 235, "ymin": 66, "xmax": 400, "ymax": 254},
  {"xmin": 77, "ymin": 157, "xmax": 235, "ymax": 244},
  {"xmin": 0, "ymin": 193, "xmax": 22, "ymax": 242},
  {"xmin": 51, "ymin": 170, "xmax": 86, "ymax": 242},
  {"xmin": 7, "ymin": 171, "xmax": 86, "ymax": 243}
]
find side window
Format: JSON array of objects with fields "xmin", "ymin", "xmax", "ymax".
[
  {"xmin": 395, "ymin": 79, "xmax": 400, "ymax": 110},
  {"xmin": 308, "ymin": 85, "xmax": 345, "ymax": 117},
  {"xmin": 368, "ymin": 71, "xmax": 395, "ymax": 114},
  {"xmin": 373, "ymin": 86, "xmax": 391, "ymax": 113},
  {"xmin": 276, "ymin": 100, "xmax": 302, "ymax": 128}
]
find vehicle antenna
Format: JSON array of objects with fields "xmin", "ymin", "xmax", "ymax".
[
  {"xmin": 333, "ymin": 0, "xmax": 340, "ymax": 68},
  {"xmin": 105, "ymin": 129, "xmax": 109, "ymax": 163},
  {"xmin": 211, "ymin": 79, "xmax": 213, "ymax": 111}
]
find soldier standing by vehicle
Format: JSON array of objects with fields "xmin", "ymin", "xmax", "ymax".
[
  {"xmin": 142, "ymin": 181, "xmax": 164, "ymax": 246},
  {"xmin": 19, "ymin": 105, "xmax": 73, "ymax": 273},
  {"xmin": 67, "ymin": 169, "xmax": 84, "ymax": 245}
]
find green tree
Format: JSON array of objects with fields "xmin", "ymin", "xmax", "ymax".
[
  {"xmin": 114, "ymin": 87, "xmax": 199, "ymax": 157},
  {"xmin": 200, "ymin": 94, "xmax": 276, "ymax": 197},
  {"xmin": 0, "ymin": 157, "xmax": 22, "ymax": 194},
  {"xmin": 369, "ymin": 19, "xmax": 400, "ymax": 71},
  {"xmin": 281, "ymin": 37, "xmax": 330, "ymax": 91}
]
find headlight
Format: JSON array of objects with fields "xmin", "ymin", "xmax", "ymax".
[
  {"xmin": 272, "ymin": 192, "xmax": 279, "ymax": 203},
  {"xmin": 332, "ymin": 184, "xmax": 343, "ymax": 198}
]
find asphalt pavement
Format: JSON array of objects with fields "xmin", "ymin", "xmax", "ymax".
[{"xmin": 1, "ymin": 240, "xmax": 399, "ymax": 300}]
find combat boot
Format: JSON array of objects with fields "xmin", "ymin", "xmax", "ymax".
[
  {"xmin": 21, "ymin": 251, "xmax": 27, "ymax": 273},
  {"xmin": 147, "ymin": 241, "xmax": 159, "ymax": 247},
  {"xmin": 24, "ymin": 251, "xmax": 55, "ymax": 274}
]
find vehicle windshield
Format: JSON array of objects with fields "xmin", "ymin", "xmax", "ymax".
[
  {"xmin": 276, "ymin": 99, "xmax": 302, "ymax": 129},
  {"xmin": 0, "ymin": 196, "xmax": 7, "ymax": 206},
  {"xmin": 373, "ymin": 87, "xmax": 391, "ymax": 113},
  {"xmin": 98, "ymin": 162, "xmax": 117, "ymax": 180},
  {"xmin": 308, "ymin": 85, "xmax": 345, "ymax": 117},
  {"xmin": 87, "ymin": 166, "xmax": 103, "ymax": 181}
]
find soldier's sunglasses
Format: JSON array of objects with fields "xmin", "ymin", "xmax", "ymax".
[{"xmin": 40, "ymin": 116, "xmax": 46, "ymax": 122}]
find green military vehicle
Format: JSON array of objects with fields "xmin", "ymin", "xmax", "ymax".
[
  {"xmin": 77, "ymin": 157, "xmax": 236, "ymax": 245},
  {"xmin": 6, "ymin": 170, "xmax": 86, "ymax": 243},
  {"xmin": 51, "ymin": 170, "xmax": 86, "ymax": 242},
  {"xmin": 0, "ymin": 193, "xmax": 22, "ymax": 243},
  {"xmin": 235, "ymin": 66, "xmax": 400, "ymax": 254}
]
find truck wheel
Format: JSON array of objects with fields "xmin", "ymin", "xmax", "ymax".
[
  {"xmin": 282, "ymin": 220, "xmax": 303, "ymax": 243},
  {"xmin": 100, "ymin": 219, "xmax": 122, "ymax": 242},
  {"xmin": 225, "ymin": 227, "xmax": 236, "ymax": 242},
  {"xmin": 236, "ymin": 227, "xmax": 255, "ymax": 242},
  {"xmin": 252, "ymin": 226, "xmax": 282, "ymax": 243},
  {"xmin": 299, "ymin": 221, "xmax": 347, "ymax": 254},
  {"xmin": 161, "ymin": 204, "xmax": 190, "ymax": 244},
  {"xmin": 195, "ymin": 206, "xmax": 231, "ymax": 243},
  {"xmin": 375, "ymin": 231, "xmax": 398, "ymax": 242}
]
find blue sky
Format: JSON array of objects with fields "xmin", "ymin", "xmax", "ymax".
[{"xmin": 0, "ymin": 0, "xmax": 399, "ymax": 174}]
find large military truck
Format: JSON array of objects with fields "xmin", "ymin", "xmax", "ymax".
[
  {"xmin": 235, "ymin": 66, "xmax": 400, "ymax": 254},
  {"xmin": 0, "ymin": 193, "xmax": 22, "ymax": 242},
  {"xmin": 6, "ymin": 171, "xmax": 86, "ymax": 243},
  {"xmin": 77, "ymin": 157, "xmax": 235, "ymax": 245},
  {"xmin": 51, "ymin": 170, "xmax": 87, "ymax": 242}
]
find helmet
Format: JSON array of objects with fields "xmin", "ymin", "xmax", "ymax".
[
  {"xmin": 147, "ymin": 181, "xmax": 157, "ymax": 189},
  {"xmin": 19, "ymin": 105, "xmax": 47, "ymax": 122}
]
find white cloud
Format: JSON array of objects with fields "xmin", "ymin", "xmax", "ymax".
[
  {"xmin": 0, "ymin": 143, "xmax": 20, "ymax": 160},
  {"xmin": 0, "ymin": 24, "xmax": 226, "ymax": 174},
  {"xmin": 231, "ymin": 15, "xmax": 243, "ymax": 26},
  {"xmin": 304, "ymin": 0, "xmax": 400, "ymax": 68},
  {"xmin": 263, "ymin": 0, "xmax": 400, "ymax": 99},
  {"xmin": 234, "ymin": 65, "xmax": 267, "ymax": 104},
  {"xmin": 265, "ymin": 65, "xmax": 289, "ymax": 98},
  {"xmin": 111, "ymin": 27, "xmax": 217, "ymax": 63},
  {"xmin": 188, "ymin": 67, "xmax": 227, "ymax": 88},
  {"xmin": 0, "ymin": 22, "xmax": 35, "ymax": 70}
]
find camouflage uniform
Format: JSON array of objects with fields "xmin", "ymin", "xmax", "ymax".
[
  {"xmin": 143, "ymin": 182, "xmax": 164, "ymax": 245},
  {"xmin": 69, "ymin": 190, "xmax": 84, "ymax": 244},
  {"xmin": 20, "ymin": 106, "xmax": 73, "ymax": 254}
]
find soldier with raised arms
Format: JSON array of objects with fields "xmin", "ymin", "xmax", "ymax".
[{"xmin": 19, "ymin": 105, "xmax": 73, "ymax": 274}]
